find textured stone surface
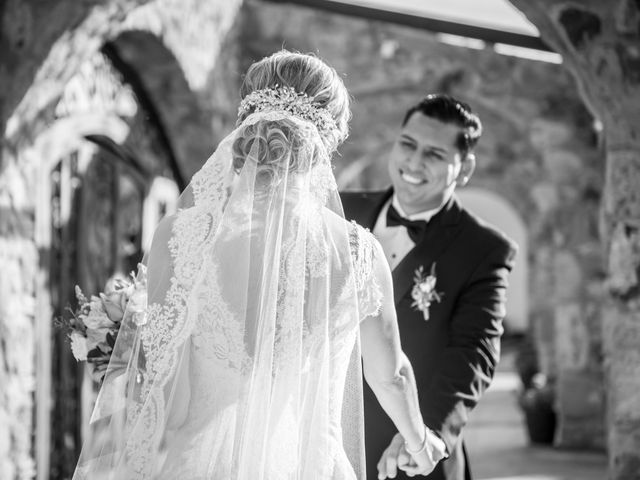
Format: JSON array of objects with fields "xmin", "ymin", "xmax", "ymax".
[
  {"xmin": 508, "ymin": 0, "xmax": 640, "ymax": 476},
  {"xmin": 0, "ymin": 1, "xmax": 245, "ymax": 478},
  {"xmin": 5, "ymin": 0, "xmax": 242, "ymax": 157},
  {"xmin": 556, "ymin": 369, "xmax": 606, "ymax": 449},
  {"xmin": 0, "ymin": 234, "xmax": 37, "ymax": 479},
  {"xmin": 607, "ymin": 221, "xmax": 640, "ymax": 296},
  {"xmin": 605, "ymin": 151, "xmax": 640, "ymax": 227},
  {"xmin": 1, "ymin": 0, "xmax": 155, "ymax": 145},
  {"xmin": 602, "ymin": 306, "xmax": 640, "ymax": 478},
  {"xmin": 554, "ymin": 303, "xmax": 589, "ymax": 370},
  {"xmin": 108, "ymin": 31, "xmax": 219, "ymax": 184}
]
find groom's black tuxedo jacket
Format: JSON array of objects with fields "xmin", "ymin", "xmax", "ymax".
[{"xmin": 341, "ymin": 189, "xmax": 517, "ymax": 480}]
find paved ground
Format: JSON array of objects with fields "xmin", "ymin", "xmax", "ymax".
[{"xmin": 464, "ymin": 349, "xmax": 608, "ymax": 480}]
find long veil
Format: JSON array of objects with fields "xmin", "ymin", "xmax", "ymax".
[{"xmin": 73, "ymin": 110, "xmax": 376, "ymax": 479}]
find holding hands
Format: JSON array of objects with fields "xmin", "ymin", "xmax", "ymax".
[{"xmin": 377, "ymin": 428, "xmax": 447, "ymax": 479}]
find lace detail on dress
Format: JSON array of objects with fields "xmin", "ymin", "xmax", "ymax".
[
  {"xmin": 272, "ymin": 216, "xmax": 307, "ymax": 369},
  {"xmin": 191, "ymin": 257, "xmax": 250, "ymax": 372},
  {"xmin": 310, "ymin": 161, "xmax": 336, "ymax": 205},
  {"xmin": 125, "ymin": 208, "xmax": 216, "ymax": 478},
  {"xmin": 349, "ymin": 221, "xmax": 383, "ymax": 320},
  {"xmin": 191, "ymin": 146, "xmax": 232, "ymax": 209},
  {"xmin": 305, "ymin": 205, "xmax": 329, "ymax": 279}
]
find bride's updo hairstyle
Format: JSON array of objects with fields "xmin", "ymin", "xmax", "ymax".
[{"xmin": 233, "ymin": 51, "xmax": 350, "ymax": 185}]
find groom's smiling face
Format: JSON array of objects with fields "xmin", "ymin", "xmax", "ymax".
[{"xmin": 388, "ymin": 112, "xmax": 473, "ymax": 215}]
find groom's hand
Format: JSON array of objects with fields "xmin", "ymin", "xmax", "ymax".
[{"xmin": 377, "ymin": 433, "xmax": 409, "ymax": 479}]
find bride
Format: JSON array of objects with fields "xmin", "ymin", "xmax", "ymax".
[{"xmin": 74, "ymin": 50, "xmax": 437, "ymax": 479}]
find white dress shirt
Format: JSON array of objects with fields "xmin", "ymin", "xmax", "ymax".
[{"xmin": 372, "ymin": 195, "xmax": 442, "ymax": 270}]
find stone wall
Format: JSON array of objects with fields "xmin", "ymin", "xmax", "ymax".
[
  {"xmin": 240, "ymin": 0, "xmax": 606, "ymax": 448},
  {"xmin": 0, "ymin": 201, "xmax": 37, "ymax": 480},
  {"xmin": 0, "ymin": 0, "xmax": 244, "ymax": 477},
  {"xmin": 507, "ymin": 2, "xmax": 640, "ymax": 476},
  {"xmin": 4, "ymin": 0, "xmax": 244, "ymax": 173}
]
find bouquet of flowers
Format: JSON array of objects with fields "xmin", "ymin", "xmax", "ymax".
[{"xmin": 58, "ymin": 264, "xmax": 147, "ymax": 384}]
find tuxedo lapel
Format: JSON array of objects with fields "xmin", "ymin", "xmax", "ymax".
[
  {"xmin": 356, "ymin": 188, "xmax": 393, "ymax": 230},
  {"xmin": 392, "ymin": 197, "xmax": 464, "ymax": 305}
]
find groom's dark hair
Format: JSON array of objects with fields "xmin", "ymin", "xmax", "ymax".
[{"xmin": 403, "ymin": 94, "xmax": 482, "ymax": 157}]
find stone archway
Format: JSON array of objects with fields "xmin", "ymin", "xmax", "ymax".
[
  {"xmin": 105, "ymin": 30, "xmax": 218, "ymax": 180},
  {"xmin": 27, "ymin": 50, "xmax": 182, "ymax": 479},
  {"xmin": 30, "ymin": 116, "xmax": 131, "ymax": 478},
  {"xmin": 457, "ymin": 188, "xmax": 529, "ymax": 334},
  {"xmin": 0, "ymin": 2, "xmax": 244, "ymax": 478}
]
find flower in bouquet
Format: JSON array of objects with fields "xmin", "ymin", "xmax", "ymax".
[{"xmin": 58, "ymin": 264, "xmax": 147, "ymax": 384}]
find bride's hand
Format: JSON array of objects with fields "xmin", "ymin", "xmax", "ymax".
[
  {"xmin": 398, "ymin": 427, "xmax": 443, "ymax": 477},
  {"xmin": 397, "ymin": 450, "xmax": 435, "ymax": 477}
]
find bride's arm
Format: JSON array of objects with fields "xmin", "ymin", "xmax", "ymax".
[
  {"xmin": 359, "ymin": 241, "xmax": 437, "ymax": 476},
  {"xmin": 360, "ymin": 242, "xmax": 423, "ymax": 447}
]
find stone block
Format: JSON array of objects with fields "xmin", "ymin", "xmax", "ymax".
[
  {"xmin": 531, "ymin": 182, "xmax": 558, "ymax": 213},
  {"xmin": 555, "ymin": 369, "xmax": 606, "ymax": 449},
  {"xmin": 543, "ymin": 150, "xmax": 582, "ymax": 183},
  {"xmin": 554, "ymin": 303, "xmax": 589, "ymax": 370},
  {"xmin": 552, "ymin": 251, "xmax": 583, "ymax": 302},
  {"xmin": 0, "ymin": 237, "xmax": 37, "ymax": 480},
  {"xmin": 530, "ymin": 119, "xmax": 572, "ymax": 150}
]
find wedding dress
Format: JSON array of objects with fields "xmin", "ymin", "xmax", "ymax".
[{"xmin": 73, "ymin": 110, "xmax": 383, "ymax": 479}]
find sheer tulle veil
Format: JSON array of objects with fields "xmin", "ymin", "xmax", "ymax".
[{"xmin": 73, "ymin": 82, "xmax": 373, "ymax": 478}]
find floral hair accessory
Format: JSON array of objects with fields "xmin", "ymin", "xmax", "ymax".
[
  {"xmin": 411, "ymin": 263, "xmax": 443, "ymax": 321},
  {"xmin": 238, "ymin": 85, "xmax": 338, "ymax": 135}
]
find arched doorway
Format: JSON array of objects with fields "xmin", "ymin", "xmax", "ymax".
[
  {"xmin": 32, "ymin": 51, "xmax": 181, "ymax": 479},
  {"xmin": 457, "ymin": 187, "xmax": 529, "ymax": 334}
]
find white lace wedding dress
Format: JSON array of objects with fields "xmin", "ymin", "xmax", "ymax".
[
  {"xmin": 74, "ymin": 111, "xmax": 383, "ymax": 480},
  {"xmin": 154, "ymin": 214, "xmax": 381, "ymax": 480}
]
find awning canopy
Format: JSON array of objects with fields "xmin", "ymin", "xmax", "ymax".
[{"xmin": 263, "ymin": 0, "xmax": 550, "ymax": 52}]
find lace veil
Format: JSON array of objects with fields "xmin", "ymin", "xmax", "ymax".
[{"xmin": 73, "ymin": 105, "xmax": 380, "ymax": 479}]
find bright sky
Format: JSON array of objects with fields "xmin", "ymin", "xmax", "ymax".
[{"xmin": 341, "ymin": 0, "xmax": 539, "ymax": 36}]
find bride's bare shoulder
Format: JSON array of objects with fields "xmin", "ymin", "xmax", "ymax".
[
  {"xmin": 320, "ymin": 207, "xmax": 368, "ymax": 234},
  {"xmin": 320, "ymin": 208, "xmax": 381, "ymax": 258}
]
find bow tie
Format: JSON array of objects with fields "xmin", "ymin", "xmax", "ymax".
[{"xmin": 386, "ymin": 204, "xmax": 428, "ymax": 244}]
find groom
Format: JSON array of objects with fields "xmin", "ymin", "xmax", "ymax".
[{"xmin": 341, "ymin": 94, "xmax": 517, "ymax": 480}]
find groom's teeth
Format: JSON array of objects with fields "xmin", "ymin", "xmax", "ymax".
[{"xmin": 401, "ymin": 172, "xmax": 426, "ymax": 185}]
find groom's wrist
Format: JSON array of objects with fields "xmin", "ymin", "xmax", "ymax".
[{"xmin": 426, "ymin": 428, "xmax": 448, "ymax": 461}]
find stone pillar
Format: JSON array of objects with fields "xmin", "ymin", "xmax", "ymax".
[
  {"xmin": 0, "ymin": 154, "xmax": 37, "ymax": 480},
  {"xmin": 602, "ymin": 145, "xmax": 640, "ymax": 478},
  {"xmin": 509, "ymin": 0, "xmax": 640, "ymax": 477}
]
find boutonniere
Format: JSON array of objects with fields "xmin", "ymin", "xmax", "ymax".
[{"xmin": 411, "ymin": 263, "xmax": 443, "ymax": 321}]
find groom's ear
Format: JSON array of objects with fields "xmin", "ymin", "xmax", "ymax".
[{"xmin": 456, "ymin": 152, "xmax": 475, "ymax": 187}]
